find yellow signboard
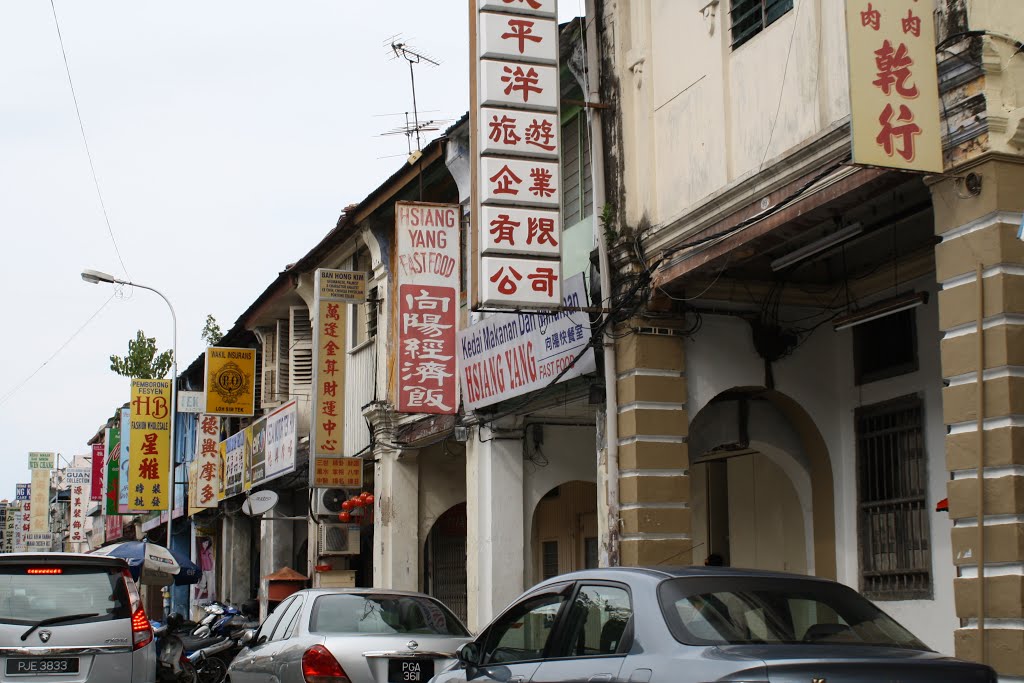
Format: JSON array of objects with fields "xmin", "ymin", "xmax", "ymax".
[
  {"xmin": 128, "ymin": 379, "xmax": 172, "ymax": 511},
  {"xmin": 314, "ymin": 298, "xmax": 348, "ymax": 460},
  {"xmin": 28, "ymin": 452, "xmax": 55, "ymax": 469},
  {"xmin": 29, "ymin": 469, "xmax": 49, "ymax": 532},
  {"xmin": 313, "ymin": 456, "xmax": 364, "ymax": 489},
  {"xmin": 846, "ymin": 0, "xmax": 943, "ymax": 173},
  {"xmin": 204, "ymin": 348, "xmax": 256, "ymax": 417},
  {"xmin": 318, "ymin": 269, "xmax": 367, "ymax": 303}
]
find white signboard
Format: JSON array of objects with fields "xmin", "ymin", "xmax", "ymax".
[
  {"xmin": 475, "ymin": 0, "xmax": 562, "ymax": 309},
  {"xmin": 25, "ymin": 532, "xmax": 51, "ymax": 551},
  {"xmin": 255, "ymin": 400, "xmax": 298, "ymax": 485},
  {"xmin": 177, "ymin": 391, "xmax": 206, "ymax": 413},
  {"xmin": 458, "ymin": 273, "xmax": 595, "ymax": 409},
  {"xmin": 67, "ymin": 468, "xmax": 90, "ymax": 544},
  {"xmin": 12, "ymin": 509, "xmax": 27, "ymax": 552}
]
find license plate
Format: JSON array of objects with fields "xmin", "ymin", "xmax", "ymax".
[
  {"xmin": 388, "ymin": 658, "xmax": 434, "ymax": 683},
  {"xmin": 5, "ymin": 658, "xmax": 80, "ymax": 676}
]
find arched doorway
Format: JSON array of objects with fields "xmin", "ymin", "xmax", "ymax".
[
  {"xmin": 423, "ymin": 503, "xmax": 467, "ymax": 623},
  {"xmin": 529, "ymin": 481, "xmax": 598, "ymax": 584},
  {"xmin": 689, "ymin": 389, "xmax": 836, "ymax": 578}
]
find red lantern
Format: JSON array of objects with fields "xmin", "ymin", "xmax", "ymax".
[
  {"xmin": 341, "ymin": 500, "xmax": 353, "ymax": 511},
  {"xmin": 365, "ymin": 494, "xmax": 374, "ymax": 505},
  {"xmin": 338, "ymin": 511, "xmax": 351, "ymax": 523},
  {"xmin": 350, "ymin": 497, "xmax": 365, "ymax": 508},
  {"xmin": 359, "ymin": 491, "xmax": 371, "ymax": 500}
]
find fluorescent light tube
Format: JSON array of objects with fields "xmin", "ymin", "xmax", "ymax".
[
  {"xmin": 833, "ymin": 291, "xmax": 928, "ymax": 331},
  {"xmin": 770, "ymin": 223, "xmax": 864, "ymax": 272}
]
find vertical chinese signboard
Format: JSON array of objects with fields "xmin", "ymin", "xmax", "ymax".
[
  {"xmin": 119, "ymin": 407, "xmax": 131, "ymax": 513},
  {"xmin": 395, "ymin": 202, "xmax": 460, "ymax": 414},
  {"xmin": 29, "ymin": 469, "xmax": 49, "ymax": 532},
  {"xmin": 204, "ymin": 348, "xmax": 256, "ymax": 417},
  {"xmin": 846, "ymin": 0, "xmax": 942, "ymax": 173},
  {"xmin": 310, "ymin": 269, "xmax": 365, "ymax": 487},
  {"xmin": 474, "ymin": 0, "xmax": 562, "ymax": 307},
  {"xmin": 90, "ymin": 443, "xmax": 104, "ymax": 501},
  {"xmin": 194, "ymin": 415, "xmax": 221, "ymax": 509},
  {"xmin": 67, "ymin": 468, "xmax": 91, "ymax": 545},
  {"xmin": 128, "ymin": 379, "xmax": 172, "ymax": 511},
  {"xmin": 105, "ymin": 426, "xmax": 121, "ymax": 515}
]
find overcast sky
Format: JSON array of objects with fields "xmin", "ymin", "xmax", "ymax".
[{"xmin": 0, "ymin": 1, "xmax": 582, "ymax": 499}]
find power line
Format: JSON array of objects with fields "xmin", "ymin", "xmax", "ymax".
[
  {"xmin": 0, "ymin": 294, "xmax": 116, "ymax": 408},
  {"xmin": 48, "ymin": 0, "xmax": 131, "ymax": 279}
]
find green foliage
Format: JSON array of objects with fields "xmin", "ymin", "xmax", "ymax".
[
  {"xmin": 201, "ymin": 314, "xmax": 224, "ymax": 346},
  {"xmin": 109, "ymin": 330, "xmax": 173, "ymax": 379},
  {"xmin": 600, "ymin": 203, "xmax": 618, "ymax": 246}
]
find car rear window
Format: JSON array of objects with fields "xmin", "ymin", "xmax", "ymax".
[
  {"xmin": 657, "ymin": 577, "xmax": 928, "ymax": 650},
  {"xmin": 0, "ymin": 564, "xmax": 131, "ymax": 625},
  {"xmin": 310, "ymin": 594, "xmax": 469, "ymax": 636}
]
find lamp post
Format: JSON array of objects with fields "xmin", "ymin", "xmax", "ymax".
[{"xmin": 81, "ymin": 269, "xmax": 178, "ymax": 557}]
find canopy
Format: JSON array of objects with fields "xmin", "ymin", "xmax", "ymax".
[{"xmin": 92, "ymin": 540, "xmax": 181, "ymax": 586}]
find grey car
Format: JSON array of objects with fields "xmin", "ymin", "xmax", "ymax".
[
  {"xmin": 227, "ymin": 588, "xmax": 471, "ymax": 683},
  {"xmin": 435, "ymin": 567, "xmax": 996, "ymax": 683},
  {"xmin": 0, "ymin": 552, "xmax": 157, "ymax": 683}
]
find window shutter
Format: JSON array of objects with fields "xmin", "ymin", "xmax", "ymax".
[
  {"xmin": 276, "ymin": 318, "xmax": 290, "ymax": 400},
  {"xmin": 561, "ymin": 115, "xmax": 582, "ymax": 225},
  {"xmin": 288, "ymin": 305, "xmax": 313, "ymax": 393}
]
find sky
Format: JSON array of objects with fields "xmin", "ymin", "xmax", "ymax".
[{"xmin": 0, "ymin": 1, "xmax": 582, "ymax": 499}]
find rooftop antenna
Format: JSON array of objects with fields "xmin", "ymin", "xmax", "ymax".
[{"xmin": 386, "ymin": 36, "xmax": 441, "ymax": 160}]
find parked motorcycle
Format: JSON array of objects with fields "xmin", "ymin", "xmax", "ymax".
[{"xmin": 153, "ymin": 622, "xmax": 198, "ymax": 683}]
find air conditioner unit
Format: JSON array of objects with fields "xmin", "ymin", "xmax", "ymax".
[
  {"xmin": 318, "ymin": 524, "xmax": 360, "ymax": 556},
  {"xmin": 313, "ymin": 488, "xmax": 351, "ymax": 519}
]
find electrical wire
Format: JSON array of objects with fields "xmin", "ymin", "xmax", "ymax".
[
  {"xmin": 0, "ymin": 294, "xmax": 116, "ymax": 407},
  {"xmin": 48, "ymin": 0, "xmax": 131, "ymax": 280},
  {"xmin": 757, "ymin": 0, "xmax": 804, "ymax": 173}
]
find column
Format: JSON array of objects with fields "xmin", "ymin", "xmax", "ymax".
[
  {"xmin": 932, "ymin": 158, "xmax": 1024, "ymax": 677},
  {"xmin": 373, "ymin": 444, "xmax": 421, "ymax": 591},
  {"xmin": 614, "ymin": 329, "xmax": 691, "ymax": 566},
  {"xmin": 259, "ymin": 494, "xmax": 294, "ymax": 619},
  {"xmin": 465, "ymin": 425, "xmax": 524, "ymax": 633}
]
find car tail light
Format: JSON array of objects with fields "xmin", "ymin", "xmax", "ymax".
[
  {"xmin": 26, "ymin": 568, "xmax": 63, "ymax": 575},
  {"xmin": 131, "ymin": 609, "xmax": 153, "ymax": 650},
  {"xmin": 302, "ymin": 645, "xmax": 350, "ymax": 683}
]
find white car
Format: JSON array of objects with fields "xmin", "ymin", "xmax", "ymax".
[{"xmin": 227, "ymin": 588, "xmax": 471, "ymax": 683}]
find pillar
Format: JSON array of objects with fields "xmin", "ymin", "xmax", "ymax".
[
  {"xmin": 614, "ymin": 328, "xmax": 692, "ymax": 566},
  {"xmin": 465, "ymin": 424, "xmax": 524, "ymax": 633},
  {"xmin": 259, "ymin": 494, "xmax": 294, "ymax": 620},
  {"xmin": 373, "ymin": 445, "xmax": 420, "ymax": 591},
  {"xmin": 220, "ymin": 513, "xmax": 251, "ymax": 607},
  {"xmin": 932, "ymin": 157, "xmax": 1024, "ymax": 677}
]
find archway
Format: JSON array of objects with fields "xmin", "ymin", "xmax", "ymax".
[
  {"xmin": 688, "ymin": 388, "xmax": 836, "ymax": 578},
  {"xmin": 423, "ymin": 503, "xmax": 467, "ymax": 623},
  {"xmin": 529, "ymin": 481, "xmax": 598, "ymax": 584}
]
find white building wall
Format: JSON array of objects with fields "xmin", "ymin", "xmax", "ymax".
[{"xmin": 684, "ymin": 275, "xmax": 956, "ymax": 654}]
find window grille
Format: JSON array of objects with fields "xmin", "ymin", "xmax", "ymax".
[
  {"xmin": 729, "ymin": 0, "xmax": 794, "ymax": 50},
  {"xmin": 856, "ymin": 395, "xmax": 932, "ymax": 600},
  {"xmin": 542, "ymin": 540, "xmax": 559, "ymax": 580}
]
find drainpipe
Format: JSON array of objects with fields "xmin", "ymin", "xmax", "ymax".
[
  {"xmin": 975, "ymin": 262, "xmax": 986, "ymax": 663},
  {"xmin": 586, "ymin": 0, "xmax": 620, "ymax": 567}
]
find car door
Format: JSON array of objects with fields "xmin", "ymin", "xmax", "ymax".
[
  {"xmin": 263, "ymin": 595, "xmax": 306, "ymax": 683},
  {"xmin": 435, "ymin": 583, "xmax": 573, "ymax": 683},
  {"xmin": 531, "ymin": 582, "xmax": 633, "ymax": 683},
  {"xmin": 229, "ymin": 596, "xmax": 295, "ymax": 683}
]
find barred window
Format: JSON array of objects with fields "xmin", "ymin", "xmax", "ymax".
[
  {"xmin": 856, "ymin": 395, "xmax": 932, "ymax": 600},
  {"xmin": 729, "ymin": 0, "xmax": 794, "ymax": 50}
]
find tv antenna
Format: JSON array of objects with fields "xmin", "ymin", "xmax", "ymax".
[{"xmin": 386, "ymin": 36, "xmax": 441, "ymax": 159}]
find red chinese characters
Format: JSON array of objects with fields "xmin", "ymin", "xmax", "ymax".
[
  {"xmin": 193, "ymin": 414, "xmax": 221, "ymax": 509},
  {"xmin": 398, "ymin": 284, "xmax": 457, "ymax": 413}
]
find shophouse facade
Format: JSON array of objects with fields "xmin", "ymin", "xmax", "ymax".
[{"xmin": 592, "ymin": 0, "xmax": 1024, "ymax": 676}]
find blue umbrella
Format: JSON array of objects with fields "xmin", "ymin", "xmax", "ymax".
[{"xmin": 93, "ymin": 540, "xmax": 201, "ymax": 585}]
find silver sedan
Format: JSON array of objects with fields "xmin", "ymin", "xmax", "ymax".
[{"xmin": 227, "ymin": 588, "xmax": 471, "ymax": 683}]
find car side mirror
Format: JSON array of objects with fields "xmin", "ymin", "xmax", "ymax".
[
  {"xmin": 240, "ymin": 629, "xmax": 255, "ymax": 646},
  {"xmin": 456, "ymin": 642, "xmax": 480, "ymax": 667}
]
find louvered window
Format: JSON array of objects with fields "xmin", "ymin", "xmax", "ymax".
[
  {"xmin": 351, "ymin": 248, "xmax": 374, "ymax": 347},
  {"xmin": 856, "ymin": 395, "xmax": 932, "ymax": 600},
  {"xmin": 730, "ymin": 0, "xmax": 793, "ymax": 50},
  {"xmin": 561, "ymin": 112, "xmax": 593, "ymax": 228},
  {"xmin": 289, "ymin": 306, "xmax": 313, "ymax": 393}
]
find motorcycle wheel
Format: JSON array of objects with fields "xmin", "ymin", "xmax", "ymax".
[
  {"xmin": 198, "ymin": 656, "xmax": 227, "ymax": 683},
  {"xmin": 178, "ymin": 659, "xmax": 199, "ymax": 683}
]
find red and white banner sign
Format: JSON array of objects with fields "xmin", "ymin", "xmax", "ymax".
[
  {"xmin": 67, "ymin": 468, "xmax": 91, "ymax": 544},
  {"xmin": 90, "ymin": 443, "xmax": 104, "ymax": 501},
  {"xmin": 396, "ymin": 202, "xmax": 460, "ymax": 414},
  {"xmin": 474, "ymin": 0, "xmax": 562, "ymax": 308},
  {"xmin": 194, "ymin": 415, "xmax": 221, "ymax": 509}
]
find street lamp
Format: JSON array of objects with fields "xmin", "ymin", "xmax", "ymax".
[{"xmin": 81, "ymin": 269, "xmax": 178, "ymax": 559}]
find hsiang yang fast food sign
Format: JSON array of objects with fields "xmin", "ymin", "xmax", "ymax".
[{"xmin": 458, "ymin": 272, "xmax": 595, "ymax": 410}]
